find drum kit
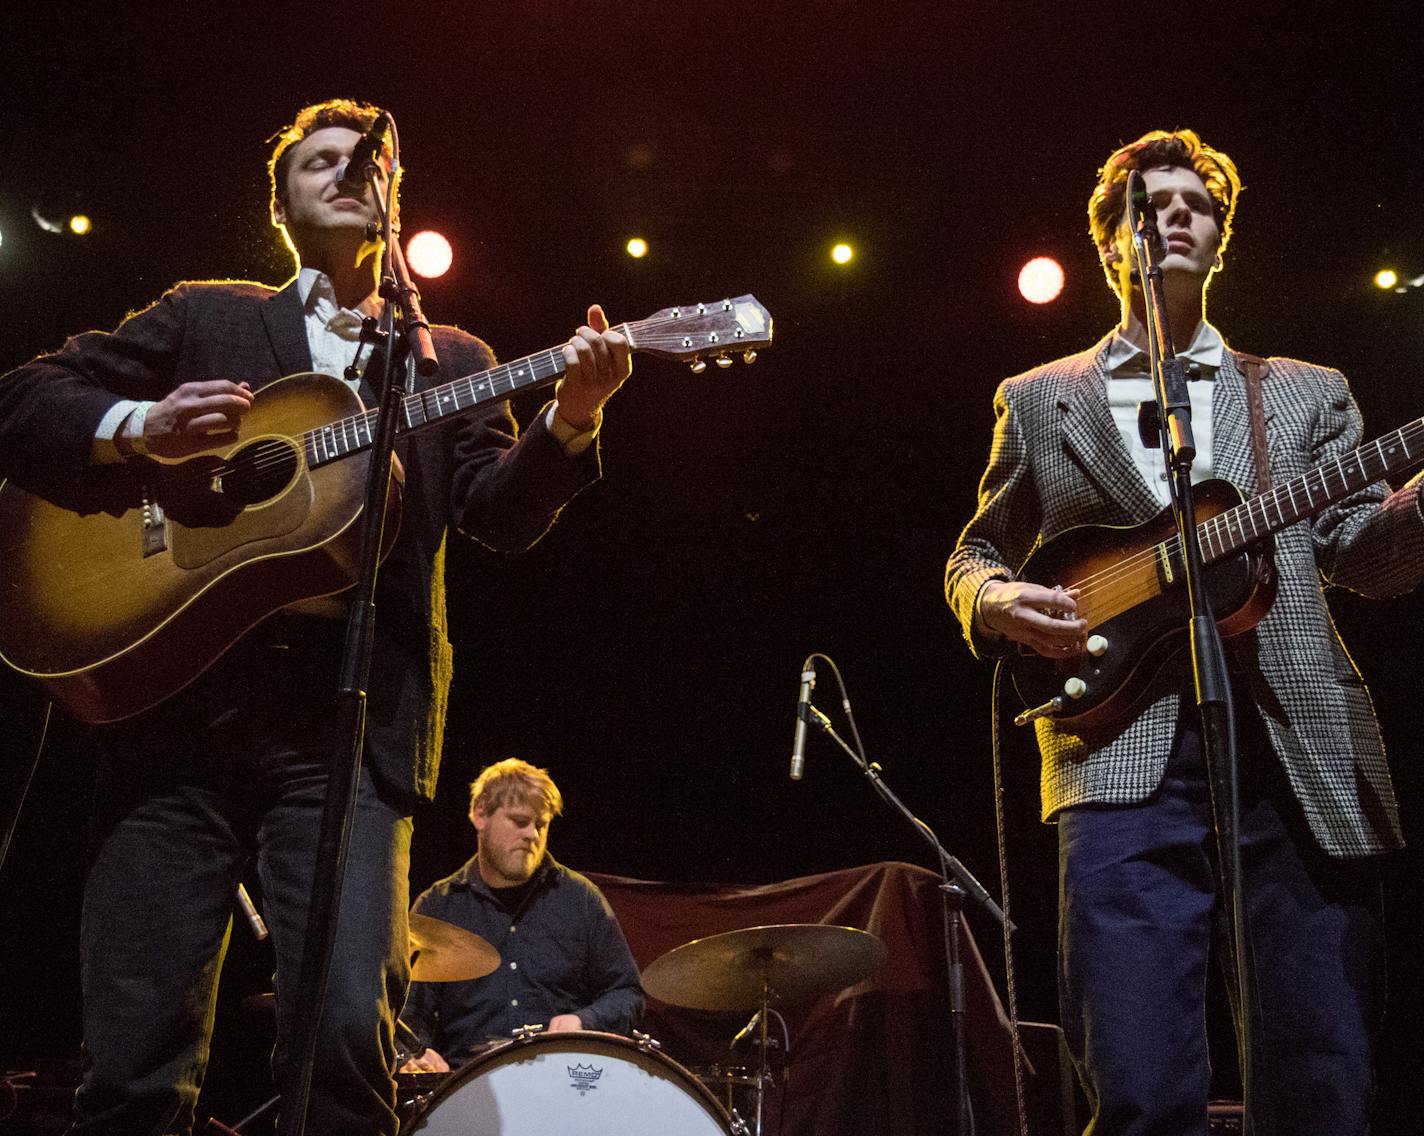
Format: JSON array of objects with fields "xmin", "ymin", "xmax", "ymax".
[{"xmin": 396, "ymin": 917, "xmax": 887, "ymax": 1136}]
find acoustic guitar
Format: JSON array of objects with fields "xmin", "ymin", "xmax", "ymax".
[
  {"xmin": 0, "ymin": 296, "xmax": 772, "ymax": 723},
  {"xmin": 1010, "ymin": 414, "xmax": 1424, "ymax": 730}
]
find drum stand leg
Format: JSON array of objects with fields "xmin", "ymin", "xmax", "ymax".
[{"xmin": 207, "ymin": 1094, "xmax": 281, "ymax": 1135}]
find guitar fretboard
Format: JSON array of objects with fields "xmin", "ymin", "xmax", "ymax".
[
  {"xmin": 301, "ymin": 344, "xmax": 587, "ymax": 468},
  {"xmin": 1198, "ymin": 415, "xmax": 1424, "ymax": 561}
]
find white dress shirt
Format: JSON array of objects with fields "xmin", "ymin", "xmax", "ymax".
[{"xmin": 1103, "ymin": 320, "xmax": 1224, "ymax": 508}]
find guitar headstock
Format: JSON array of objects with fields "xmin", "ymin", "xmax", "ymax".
[{"xmin": 625, "ymin": 295, "xmax": 773, "ymax": 372}]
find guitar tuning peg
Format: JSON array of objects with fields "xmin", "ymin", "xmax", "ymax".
[
  {"xmin": 715, "ymin": 354, "xmax": 733, "ymax": 369},
  {"xmin": 742, "ymin": 350, "xmax": 758, "ymax": 365},
  {"xmin": 690, "ymin": 359, "xmax": 707, "ymax": 374}
]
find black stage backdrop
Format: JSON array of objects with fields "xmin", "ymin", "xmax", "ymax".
[{"xmin": 2, "ymin": 5, "xmax": 1423, "ymax": 1134}]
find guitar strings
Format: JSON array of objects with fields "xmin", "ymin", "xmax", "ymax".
[
  {"xmin": 1060, "ymin": 417, "xmax": 1424, "ymax": 623},
  {"xmin": 133, "ymin": 315, "xmax": 755, "ymax": 495}
]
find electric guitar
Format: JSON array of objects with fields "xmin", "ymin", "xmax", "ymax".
[
  {"xmin": 0, "ymin": 296, "xmax": 773, "ymax": 723},
  {"xmin": 1009, "ymin": 414, "xmax": 1424, "ymax": 730}
]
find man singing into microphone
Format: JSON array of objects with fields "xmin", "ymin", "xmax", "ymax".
[
  {"xmin": 399, "ymin": 759, "xmax": 642, "ymax": 1071},
  {"xmin": 0, "ymin": 99, "xmax": 631, "ymax": 1135},
  {"xmin": 945, "ymin": 129, "xmax": 1424, "ymax": 1134}
]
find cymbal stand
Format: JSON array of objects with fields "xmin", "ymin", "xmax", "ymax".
[{"xmin": 754, "ymin": 965, "xmax": 773, "ymax": 1136}]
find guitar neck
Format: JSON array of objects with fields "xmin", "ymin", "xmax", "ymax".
[
  {"xmin": 300, "ymin": 335, "xmax": 611, "ymax": 468},
  {"xmin": 1200, "ymin": 415, "xmax": 1424, "ymax": 562}
]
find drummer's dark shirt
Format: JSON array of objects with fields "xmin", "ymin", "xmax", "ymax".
[{"xmin": 399, "ymin": 852, "xmax": 644, "ymax": 1061}]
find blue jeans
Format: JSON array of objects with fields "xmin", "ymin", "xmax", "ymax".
[
  {"xmin": 71, "ymin": 624, "xmax": 411, "ymax": 1136},
  {"xmin": 1057, "ymin": 701, "xmax": 1382, "ymax": 1136}
]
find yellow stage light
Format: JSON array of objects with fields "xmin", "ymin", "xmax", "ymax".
[
  {"xmin": 1374, "ymin": 269, "xmax": 1399, "ymax": 290},
  {"xmin": 69, "ymin": 214, "xmax": 92, "ymax": 236},
  {"xmin": 626, "ymin": 237, "xmax": 649, "ymax": 259},
  {"xmin": 831, "ymin": 243, "xmax": 854, "ymax": 265}
]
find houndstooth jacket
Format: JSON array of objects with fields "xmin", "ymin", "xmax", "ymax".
[{"xmin": 945, "ymin": 333, "xmax": 1424, "ymax": 858}]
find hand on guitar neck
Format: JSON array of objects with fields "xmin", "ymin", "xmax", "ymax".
[
  {"xmin": 978, "ymin": 579, "xmax": 1086, "ymax": 658},
  {"xmin": 553, "ymin": 304, "xmax": 632, "ymax": 431}
]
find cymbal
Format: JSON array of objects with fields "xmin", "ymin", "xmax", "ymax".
[
  {"xmin": 642, "ymin": 923, "xmax": 887, "ymax": 1011},
  {"xmin": 408, "ymin": 913, "xmax": 500, "ymax": 983}
]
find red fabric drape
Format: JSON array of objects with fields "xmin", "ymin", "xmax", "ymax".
[{"xmin": 587, "ymin": 861, "xmax": 1035, "ymax": 1136}]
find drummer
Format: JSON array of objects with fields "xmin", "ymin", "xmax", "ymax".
[{"xmin": 400, "ymin": 758, "xmax": 644, "ymax": 1071}]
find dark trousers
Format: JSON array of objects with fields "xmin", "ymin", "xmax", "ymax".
[
  {"xmin": 1057, "ymin": 701, "xmax": 1383, "ymax": 1136},
  {"xmin": 71, "ymin": 627, "xmax": 411, "ymax": 1136}
]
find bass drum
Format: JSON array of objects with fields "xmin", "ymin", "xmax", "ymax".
[{"xmin": 402, "ymin": 1030, "xmax": 736, "ymax": 1135}]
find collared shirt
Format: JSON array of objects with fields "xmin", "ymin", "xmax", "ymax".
[
  {"xmin": 399, "ymin": 853, "xmax": 644, "ymax": 1062},
  {"xmin": 1103, "ymin": 320, "xmax": 1223, "ymax": 508},
  {"xmin": 93, "ymin": 269, "xmax": 600, "ymax": 459},
  {"xmin": 297, "ymin": 266, "xmax": 379, "ymax": 388}
]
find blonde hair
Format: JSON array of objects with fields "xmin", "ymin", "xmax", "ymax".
[{"xmin": 469, "ymin": 758, "xmax": 564, "ymax": 821}]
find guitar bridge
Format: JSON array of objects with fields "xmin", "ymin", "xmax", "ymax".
[{"xmin": 140, "ymin": 485, "xmax": 167, "ymax": 557}]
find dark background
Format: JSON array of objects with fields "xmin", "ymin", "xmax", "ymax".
[{"xmin": 2, "ymin": 3, "xmax": 1423, "ymax": 1131}]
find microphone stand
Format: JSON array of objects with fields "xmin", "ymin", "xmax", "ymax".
[
  {"xmin": 283, "ymin": 111, "xmax": 433, "ymax": 1136},
  {"xmin": 1126, "ymin": 172, "xmax": 1260, "ymax": 1133},
  {"xmin": 798, "ymin": 672, "xmax": 1010, "ymax": 1136}
]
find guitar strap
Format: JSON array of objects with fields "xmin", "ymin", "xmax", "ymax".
[{"xmin": 1235, "ymin": 352, "xmax": 1273, "ymax": 491}]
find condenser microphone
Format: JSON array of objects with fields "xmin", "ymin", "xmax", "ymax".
[
  {"xmin": 789, "ymin": 657, "xmax": 816, "ymax": 780},
  {"xmin": 335, "ymin": 116, "xmax": 390, "ymax": 197}
]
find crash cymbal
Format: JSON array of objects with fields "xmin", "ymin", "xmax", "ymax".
[
  {"xmin": 408, "ymin": 912, "xmax": 500, "ymax": 982},
  {"xmin": 641, "ymin": 923, "xmax": 887, "ymax": 1011}
]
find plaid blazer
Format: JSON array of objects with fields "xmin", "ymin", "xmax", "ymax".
[{"xmin": 945, "ymin": 333, "xmax": 1424, "ymax": 857}]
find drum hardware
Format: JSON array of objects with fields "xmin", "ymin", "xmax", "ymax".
[
  {"xmin": 642, "ymin": 924, "xmax": 887, "ymax": 1136},
  {"xmin": 632, "ymin": 1030, "xmax": 662, "ymax": 1053},
  {"xmin": 510, "ymin": 1022, "xmax": 545, "ymax": 1042},
  {"xmin": 394, "ymin": 1069, "xmax": 445, "ymax": 1126}
]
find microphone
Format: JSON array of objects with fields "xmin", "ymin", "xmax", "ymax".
[
  {"xmin": 335, "ymin": 116, "xmax": 390, "ymax": 197},
  {"xmin": 236, "ymin": 882, "xmax": 269, "ymax": 941},
  {"xmin": 1127, "ymin": 169, "xmax": 1156, "ymax": 227},
  {"xmin": 789, "ymin": 657, "xmax": 816, "ymax": 780},
  {"xmin": 1126, "ymin": 169, "xmax": 1164, "ymax": 261}
]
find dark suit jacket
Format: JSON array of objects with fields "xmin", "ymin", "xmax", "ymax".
[
  {"xmin": 0, "ymin": 278, "xmax": 600, "ymax": 804},
  {"xmin": 945, "ymin": 334, "xmax": 1424, "ymax": 857}
]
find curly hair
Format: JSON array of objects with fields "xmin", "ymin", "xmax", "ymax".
[
  {"xmin": 267, "ymin": 98, "xmax": 389, "ymax": 210},
  {"xmin": 468, "ymin": 758, "xmax": 565, "ymax": 822},
  {"xmin": 1088, "ymin": 129, "xmax": 1242, "ymax": 295}
]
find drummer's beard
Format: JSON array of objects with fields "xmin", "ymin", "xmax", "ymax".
[{"xmin": 483, "ymin": 840, "xmax": 541, "ymax": 885}]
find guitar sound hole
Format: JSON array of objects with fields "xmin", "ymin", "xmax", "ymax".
[{"xmin": 224, "ymin": 439, "xmax": 300, "ymax": 506}]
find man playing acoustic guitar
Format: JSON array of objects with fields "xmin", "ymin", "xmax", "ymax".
[
  {"xmin": 945, "ymin": 130, "xmax": 1424, "ymax": 1135},
  {"xmin": 0, "ymin": 98, "xmax": 630, "ymax": 1135}
]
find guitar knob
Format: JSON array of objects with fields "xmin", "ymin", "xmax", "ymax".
[
  {"xmin": 1086, "ymin": 634, "xmax": 1108, "ymax": 657},
  {"xmin": 1062, "ymin": 677, "xmax": 1087, "ymax": 700},
  {"xmin": 690, "ymin": 359, "xmax": 707, "ymax": 374},
  {"xmin": 742, "ymin": 349, "xmax": 758, "ymax": 364},
  {"xmin": 715, "ymin": 354, "xmax": 733, "ymax": 369}
]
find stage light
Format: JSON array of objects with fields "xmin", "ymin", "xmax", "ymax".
[
  {"xmin": 626, "ymin": 237, "xmax": 648, "ymax": 259},
  {"xmin": 831, "ymin": 243, "xmax": 854, "ymax": 265},
  {"xmin": 1018, "ymin": 256, "xmax": 1065, "ymax": 304},
  {"xmin": 406, "ymin": 230, "xmax": 452, "ymax": 279},
  {"xmin": 68, "ymin": 214, "xmax": 92, "ymax": 236},
  {"xmin": 31, "ymin": 205, "xmax": 64, "ymax": 234},
  {"xmin": 1374, "ymin": 269, "xmax": 1399, "ymax": 290}
]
